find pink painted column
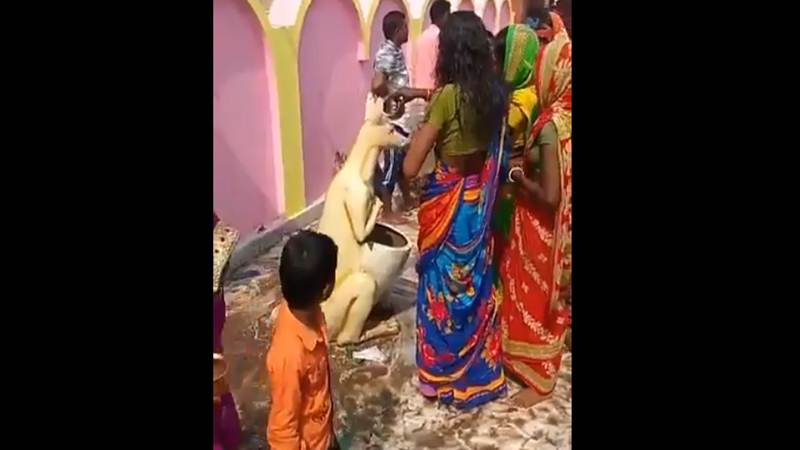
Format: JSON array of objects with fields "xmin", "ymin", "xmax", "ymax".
[
  {"xmin": 299, "ymin": 0, "xmax": 370, "ymax": 204},
  {"xmin": 459, "ymin": 0, "xmax": 475, "ymax": 11},
  {"xmin": 499, "ymin": 1, "xmax": 511, "ymax": 29},
  {"xmin": 483, "ymin": 1, "xmax": 497, "ymax": 33},
  {"xmin": 213, "ymin": 0, "xmax": 283, "ymax": 233}
]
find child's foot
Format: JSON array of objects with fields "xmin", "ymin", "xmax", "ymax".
[{"xmin": 511, "ymin": 388, "xmax": 551, "ymax": 408}]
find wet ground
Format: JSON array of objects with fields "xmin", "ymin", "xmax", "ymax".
[{"xmin": 222, "ymin": 212, "xmax": 572, "ymax": 449}]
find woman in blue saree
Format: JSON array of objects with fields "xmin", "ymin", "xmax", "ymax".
[{"xmin": 400, "ymin": 11, "xmax": 510, "ymax": 410}]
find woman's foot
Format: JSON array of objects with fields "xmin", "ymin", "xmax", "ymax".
[
  {"xmin": 419, "ymin": 382, "xmax": 437, "ymax": 399},
  {"xmin": 511, "ymin": 388, "xmax": 551, "ymax": 408},
  {"xmin": 400, "ymin": 195, "xmax": 418, "ymax": 212}
]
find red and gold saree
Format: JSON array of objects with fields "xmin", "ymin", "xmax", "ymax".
[{"xmin": 499, "ymin": 35, "xmax": 572, "ymax": 396}]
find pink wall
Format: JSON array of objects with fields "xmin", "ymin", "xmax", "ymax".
[
  {"xmin": 213, "ymin": 0, "xmax": 283, "ymax": 233},
  {"xmin": 299, "ymin": 0, "xmax": 370, "ymax": 204},
  {"xmin": 459, "ymin": 0, "xmax": 474, "ymax": 11},
  {"xmin": 499, "ymin": 1, "xmax": 511, "ymax": 29},
  {"xmin": 483, "ymin": 1, "xmax": 497, "ymax": 33}
]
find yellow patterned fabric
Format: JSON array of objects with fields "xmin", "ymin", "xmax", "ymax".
[
  {"xmin": 508, "ymin": 87, "xmax": 538, "ymax": 150},
  {"xmin": 213, "ymin": 221, "xmax": 239, "ymax": 293}
]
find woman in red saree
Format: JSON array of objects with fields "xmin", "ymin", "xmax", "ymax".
[{"xmin": 499, "ymin": 33, "xmax": 572, "ymax": 407}]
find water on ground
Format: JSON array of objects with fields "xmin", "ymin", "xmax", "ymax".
[{"xmin": 223, "ymin": 210, "xmax": 572, "ymax": 450}]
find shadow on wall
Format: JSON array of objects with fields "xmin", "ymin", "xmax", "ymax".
[
  {"xmin": 299, "ymin": 0, "xmax": 371, "ymax": 205},
  {"xmin": 213, "ymin": 0, "xmax": 282, "ymax": 233}
]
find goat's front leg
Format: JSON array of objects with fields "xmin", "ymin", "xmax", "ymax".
[
  {"xmin": 321, "ymin": 272, "xmax": 377, "ymax": 343},
  {"xmin": 333, "ymin": 272, "xmax": 378, "ymax": 345}
]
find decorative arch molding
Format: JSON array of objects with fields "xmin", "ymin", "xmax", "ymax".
[{"xmin": 243, "ymin": 0, "xmax": 308, "ymax": 214}]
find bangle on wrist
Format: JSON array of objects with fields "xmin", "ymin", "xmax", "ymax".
[{"xmin": 508, "ymin": 166, "xmax": 524, "ymax": 183}]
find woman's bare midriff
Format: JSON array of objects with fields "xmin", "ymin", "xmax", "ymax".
[{"xmin": 440, "ymin": 151, "xmax": 487, "ymax": 176}]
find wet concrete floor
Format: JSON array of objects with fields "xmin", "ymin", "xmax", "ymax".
[{"xmin": 222, "ymin": 214, "xmax": 571, "ymax": 449}]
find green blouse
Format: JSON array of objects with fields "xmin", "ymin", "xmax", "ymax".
[{"xmin": 425, "ymin": 84, "xmax": 486, "ymax": 157}]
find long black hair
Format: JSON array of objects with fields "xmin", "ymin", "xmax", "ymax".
[
  {"xmin": 494, "ymin": 26, "xmax": 509, "ymax": 68},
  {"xmin": 435, "ymin": 11, "xmax": 507, "ymax": 143}
]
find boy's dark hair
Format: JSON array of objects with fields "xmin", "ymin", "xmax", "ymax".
[
  {"xmin": 430, "ymin": 1, "xmax": 450, "ymax": 25},
  {"xmin": 383, "ymin": 11, "xmax": 406, "ymax": 40},
  {"xmin": 279, "ymin": 230, "xmax": 338, "ymax": 309}
]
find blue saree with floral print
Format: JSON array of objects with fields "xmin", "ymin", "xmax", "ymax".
[{"xmin": 415, "ymin": 125, "xmax": 509, "ymax": 410}]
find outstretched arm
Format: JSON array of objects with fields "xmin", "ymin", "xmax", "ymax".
[{"xmin": 392, "ymin": 87, "xmax": 434, "ymax": 102}]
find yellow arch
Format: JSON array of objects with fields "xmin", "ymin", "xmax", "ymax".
[
  {"xmin": 243, "ymin": 0, "xmax": 307, "ymax": 215},
  {"xmin": 237, "ymin": 0, "xmax": 521, "ymax": 216},
  {"xmin": 293, "ymin": 0, "xmax": 370, "ymax": 50},
  {"xmin": 241, "ymin": 0, "xmax": 369, "ymax": 215}
]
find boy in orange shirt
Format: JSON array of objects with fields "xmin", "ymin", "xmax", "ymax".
[{"xmin": 267, "ymin": 231, "xmax": 340, "ymax": 450}]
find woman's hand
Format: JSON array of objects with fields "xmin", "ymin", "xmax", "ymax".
[
  {"xmin": 393, "ymin": 87, "xmax": 434, "ymax": 102},
  {"xmin": 383, "ymin": 92, "xmax": 406, "ymax": 120}
]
